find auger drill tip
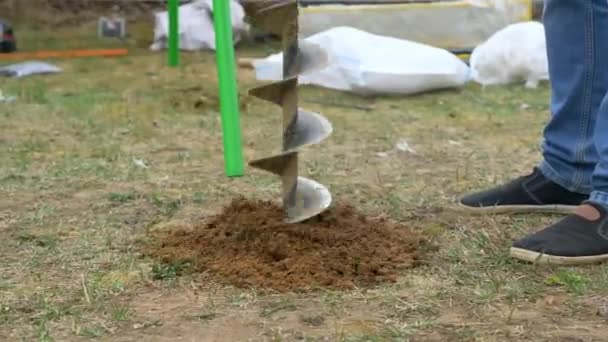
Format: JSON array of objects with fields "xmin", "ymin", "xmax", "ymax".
[{"xmin": 248, "ymin": 0, "xmax": 333, "ymax": 223}]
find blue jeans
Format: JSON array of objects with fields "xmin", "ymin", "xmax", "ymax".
[{"xmin": 539, "ymin": 0, "xmax": 608, "ymax": 205}]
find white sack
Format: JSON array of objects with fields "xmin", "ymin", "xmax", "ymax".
[
  {"xmin": 150, "ymin": 0, "xmax": 248, "ymax": 52},
  {"xmin": 469, "ymin": 21, "xmax": 548, "ymax": 88},
  {"xmin": 0, "ymin": 90, "xmax": 16, "ymax": 103},
  {"xmin": 253, "ymin": 27, "xmax": 471, "ymax": 96},
  {"xmin": 0, "ymin": 61, "xmax": 62, "ymax": 78}
]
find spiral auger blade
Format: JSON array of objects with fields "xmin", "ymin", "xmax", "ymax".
[{"xmin": 247, "ymin": 0, "xmax": 333, "ymax": 224}]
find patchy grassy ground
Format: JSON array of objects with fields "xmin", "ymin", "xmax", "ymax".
[{"xmin": 2, "ymin": 24, "xmax": 608, "ymax": 342}]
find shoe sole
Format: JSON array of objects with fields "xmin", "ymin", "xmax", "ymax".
[
  {"xmin": 510, "ymin": 247, "xmax": 608, "ymax": 265},
  {"xmin": 455, "ymin": 202, "xmax": 577, "ymax": 215}
]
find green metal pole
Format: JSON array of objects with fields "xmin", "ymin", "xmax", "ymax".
[
  {"xmin": 213, "ymin": 0, "xmax": 244, "ymax": 177},
  {"xmin": 168, "ymin": 0, "xmax": 179, "ymax": 67}
]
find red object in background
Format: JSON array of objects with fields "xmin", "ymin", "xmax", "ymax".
[{"xmin": 0, "ymin": 48, "xmax": 129, "ymax": 60}]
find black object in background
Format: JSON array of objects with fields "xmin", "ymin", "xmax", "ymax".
[{"xmin": 0, "ymin": 19, "xmax": 17, "ymax": 53}]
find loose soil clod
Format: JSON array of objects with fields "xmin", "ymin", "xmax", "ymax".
[{"xmin": 145, "ymin": 197, "xmax": 434, "ymax": 292}]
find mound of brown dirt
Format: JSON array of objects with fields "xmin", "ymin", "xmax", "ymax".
[{"xmin": 145, "ymin": 197, "xmax": 433, "ymax": 292}]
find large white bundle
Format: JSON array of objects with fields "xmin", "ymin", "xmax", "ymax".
[
  {"xmin": 253, "ymin": 27, "xmax": 471, "ymax": 96},
  {"xmin": 150, "ymin": 0, "xmax": 249, "ymax": 52},
  {"xmin": 469, "ymin": 21, "xmax": 548, "ymax": 88}
]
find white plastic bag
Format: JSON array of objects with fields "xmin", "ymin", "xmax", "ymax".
[
  {"xmin": 0, "ymin": 61, "xmax": 62, "ymax": 78},
  {"xmin": 253, "ymin": 27, "xmax": 471, "ymax": 96},
  {"xmin": 149, "ymin": 0, "xmax": 248, "ymax": 52},
  {"xmin": 469, "ymin": 21, "xmax": 548, "ymax": 88},
  {"xmin": 0, "ymin": 90, "xmax": 16, "ymax": 103}
]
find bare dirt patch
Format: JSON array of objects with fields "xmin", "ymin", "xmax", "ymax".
[{"xmin": 144, "ymin": 197, "xmax": 434, "ymax": 292}]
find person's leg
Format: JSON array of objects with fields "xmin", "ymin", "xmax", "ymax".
[
  {"xmin": 510, "ymin": 0, "xmax": 608, "ymax": 265},
  {"xmin": 539, "ymin": 0, "xmax": 607, "ymax": 195},
  {"xmin": 590, "ymin": 97, "xmax": 608, "ymax": 205},
  {"xmin": 458, "ymin": 0, "xmax": 601, "ymax": 214}
]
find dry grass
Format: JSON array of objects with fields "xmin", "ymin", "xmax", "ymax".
[{"xmin": 2, "ymin": 23, "xmax": 608, "ymax": 342}]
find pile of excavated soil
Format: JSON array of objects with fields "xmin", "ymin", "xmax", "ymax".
[{"xmin": 145, "ymin": 197, "xmax": 434, "ymax": 292}]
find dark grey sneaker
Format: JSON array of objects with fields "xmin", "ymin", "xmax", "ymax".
[
  {"xmin": 458, "ymin": 168, "xmax": 588, "ymax": 214},
  {"xmin": 510, "ymin": 201, "xmax": 608, "ymax": 265}
]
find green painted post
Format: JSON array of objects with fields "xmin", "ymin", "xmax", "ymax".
[
  {"xmin": 168, "ymin": 0, "xmax": 179, "ymax": 66},
  {"xmin": 213, "ymin": 0, "xmax": 244, "ymax": 177}
]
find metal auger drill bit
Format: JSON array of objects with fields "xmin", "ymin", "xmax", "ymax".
[{"xmin": 246, "ymin": 0, "xmax": 333, "ymax": 223}]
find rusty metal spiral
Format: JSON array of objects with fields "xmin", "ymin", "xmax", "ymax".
[{"xmin": 246, "ymin": 0, "xmax": 333, "ymax": 223}]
